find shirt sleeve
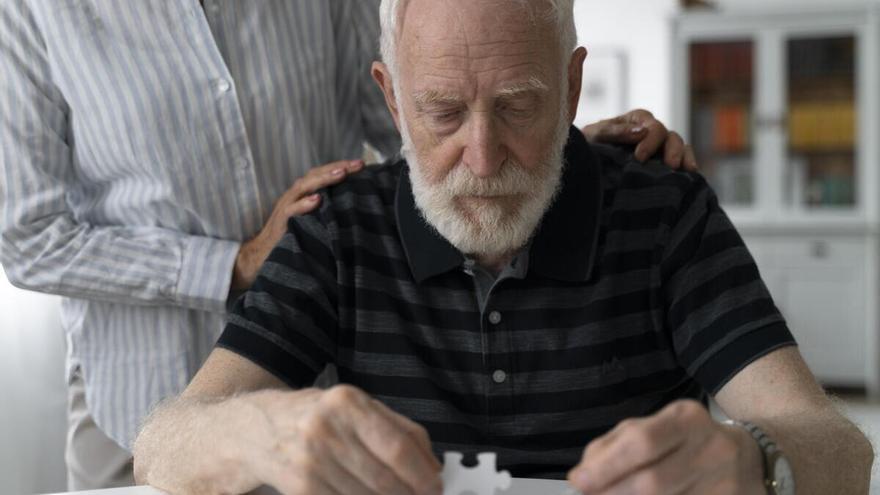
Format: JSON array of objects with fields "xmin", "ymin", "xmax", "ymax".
[
  {"xmin": 216, "ymin": 207, "xmax": 339, "ymax": 388},
  {"xmin": 659, "ymin": 173, "xmax": 796, "ymax": 395},
  {"xmin": 0, "ymin": 2, "xmax": 239, "ymax": 313},
  {"xmin": 348, "ymin": 0, "xmax": 402, "ymax": 159}
]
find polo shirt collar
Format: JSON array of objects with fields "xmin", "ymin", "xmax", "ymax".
[
  {"xmin": 395, "ymin": 126, "xmax": 603, "ymax": 284},
  {"xmin": 395, "ymin": 167, "xmax": 464, "ymax": 283},
  {"xmin": 528, "ymin": 127, "xmax": 603, "ymax": 282}
]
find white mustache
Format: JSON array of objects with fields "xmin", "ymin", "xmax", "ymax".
[{"xmin": 439, "ymin": 161, "xmax": 538, "ymax": 197}]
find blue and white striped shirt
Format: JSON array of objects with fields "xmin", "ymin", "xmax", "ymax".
[{"xmin": 0, "ymin": 0, "xmax": 399, "ymax": 449}]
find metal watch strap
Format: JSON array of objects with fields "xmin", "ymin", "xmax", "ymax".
[{"xmin": 723, "ymin": 419, "xmax": 783, "ymax": 494}]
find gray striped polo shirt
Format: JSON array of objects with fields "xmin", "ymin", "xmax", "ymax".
[{"xmin": 218, "ymin": 127, "xmax": 796, "ymax": 479}]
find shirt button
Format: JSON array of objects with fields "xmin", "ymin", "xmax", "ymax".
[
  {"xmin": 216, "ymin": 78, "xmax": 231, "ymax": 93},
  {"xmin": 236, "ymin": 157, "xmax": 251, "ymax": 170},
  {"xmin": 492, "ymin": 369, "xmax": 507, "ymax": 384},
  {"xmin": 488, "ymin": 310, "xmax": 502, "ymax": 325}
]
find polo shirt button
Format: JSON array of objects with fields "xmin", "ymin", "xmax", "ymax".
[
  {"xmin": 216, "ymin": 78, "xmax": 231, "ymax": 93},
  {"xmin": 488, "ymin": 310, "xmax": 502, "ymax": 325},
  {"xmin": 492, "ymin": 369, "xmax": 507, "ymax": 384}
]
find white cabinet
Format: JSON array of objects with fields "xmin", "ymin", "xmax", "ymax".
[
  {"xmin": 745, "ymin": 235, "xmax": 872, "ymax": 387},
  {"xmin": 672, "ymin": 4, "xmax": 880, "ymax": 395}
]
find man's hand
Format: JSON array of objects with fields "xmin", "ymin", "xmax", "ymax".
[
  {"xmin": 248, "ymin": 385, "xmax": 442, "ymax": 495},
  {"xmin": 231, "ymin": 159, "xmax": 364, "ymax": 290},
  {"xmin": 134, "ymin": 384, "xmax": 442, "ymax": 495},
  {"xmin": 582, "ymin": 109, "xmax": 698, "ymax": 172},
  {"xmin": 566, "ymin": 400, "xmax": 765, "ymax": 495}
]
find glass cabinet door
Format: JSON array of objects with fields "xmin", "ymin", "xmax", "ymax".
[
  {"xmin": 786, "ymin": 36, "xmax": 857, "ymax": 209},
  {"xmin": 689, "ymin": 40, "xmax": 755, "ymax": 206}
]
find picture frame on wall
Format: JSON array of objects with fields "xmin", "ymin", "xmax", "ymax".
[{"xmin": 574, "ymin": 49, "xmax": 629, "ymax": 129}]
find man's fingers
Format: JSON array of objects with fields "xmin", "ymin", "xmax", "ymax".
[
  {"xmin": 568, "ymin": 407, "xmax": 689, "ymax": 492},
  {"xmin": 305, "ymin": 385, "xmax": 420, "ymax": 495},
  {"xmin": 327, "ymin": 437, "xmax": 410, "ymax": 495},
  {"xmin": 589, "ymin": 423, "xmax": 744, "ymax": 495},
  {"xmin": 269, "ymin": 467, "xmax": 344, "ymax": 495},
  {"xmin": 370, "ymin": 399, "xmax": 440, "ymax": 471},
  {"xmin": 357, "ymin": 406, "xmax": 443, "ymax": 495},
  {"xmin": 323, "ymin": 458, "xmax": 384, "ymax": 495},
  {"xmin": 585, "ymin": 439, "xmax": 698, "ymax": 495}
]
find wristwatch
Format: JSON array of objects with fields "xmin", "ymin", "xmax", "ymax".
[{"xmin": 724, "ymin": 420, "xmax": 795, "ymax": 495}]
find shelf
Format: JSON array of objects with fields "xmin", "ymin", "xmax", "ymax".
[
  {"xmin": 673, "ymin": 3, "xmax": 880, "ymax": 396},
  {"xmin": 727, "ymin": 214, "xmax": 875, "ymax": 236}
]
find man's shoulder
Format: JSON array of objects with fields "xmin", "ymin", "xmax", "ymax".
[
  {"xmin": 589, "ymin": 143, "xmax": 710, "ymax": 208},
  {"xmin": 301, "ymin": 157, "xmax": 405, "ymax": 237},
  {"xmin": 331, "ymin": 156, "xmax": 405, "ymax": 195},
  {"xmin": 320, "ymin": 157, "xmax": 405, "ymax": 210}
]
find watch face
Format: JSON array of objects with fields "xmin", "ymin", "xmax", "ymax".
[{"xmin": 772, "ymin": 456, "xmax": 795, "ymax": 495}]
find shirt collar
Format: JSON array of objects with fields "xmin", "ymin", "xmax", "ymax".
[{"xmin": 395, "ymin": 126, "xmax": 603, "ymax": 284}]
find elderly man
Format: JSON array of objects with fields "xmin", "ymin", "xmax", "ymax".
[
  {"xmin": 133, "ymin": 0, "xmax": 872, "ymax": 494},
  {"xmin": 0, "ymin": 1, "xmax": 687, "ymax": 490}
]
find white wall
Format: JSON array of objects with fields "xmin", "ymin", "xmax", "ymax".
[
  {"xmin": 0, "ymin": 269, "xmax": 68, "ymax": 495},
  {"xmin": 574, "ymin": 0, "xmax": 679, "ymax": 124}
]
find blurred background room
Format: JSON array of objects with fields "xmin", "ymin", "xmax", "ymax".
[{"xmin": 3, "ymin": 0, "xmax": 880, "ymax": 492}]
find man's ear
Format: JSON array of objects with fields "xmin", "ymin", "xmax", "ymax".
[
  {"xmin": 371, "ymin": 61, "xmax": 402, "ymax": 132},
  {"xmin": 566, "ymin": 47, "xmax": 588, "ymax": 124}
]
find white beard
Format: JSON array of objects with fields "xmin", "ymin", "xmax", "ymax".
[{"xmin": 401, "ymin": 116, "xmax": 570, "ymax": 260}]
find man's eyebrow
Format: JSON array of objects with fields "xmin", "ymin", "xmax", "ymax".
[
  {"xmin": 496, "ymin": 76, "xmax": 549, "ymax": 98},
  {"xmin": 412, "ymin": 90, "xmax": 463, "ymax": 108}
]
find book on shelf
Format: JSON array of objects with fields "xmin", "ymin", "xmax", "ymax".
[
  {"xmin": 714, "ymin": 104, "xmax": 750, "ymax": 153},
  {"xmin": 690, "ymin": 42, "xmax": 752, "ymax": 89},
  {"xmin": 692, "ymin": 104, "xmax": 751, "ymax": 154},
  {"xmin": 788, "ymin": 101, "xmax": 855, "ymax": 152}
]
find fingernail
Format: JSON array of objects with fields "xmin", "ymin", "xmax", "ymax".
[
  {"xmin": 631, "ymin": 126, "xmax": 645, "ymax": 134},
  {"xmin": 309, "ymin": 194, "xmax": 320, "ymax": 201},
  {"xmin": 350, "ymin": 159, "xmax": 364, "ymax": 168},
  {"xmin": 331, "ymin": 168, "xmax": 344, "ymax": 176}
]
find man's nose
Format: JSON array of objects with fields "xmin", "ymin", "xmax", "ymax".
[{"xmin": 462, "ymin": 115, "xmax": 506, "ymax": 178}]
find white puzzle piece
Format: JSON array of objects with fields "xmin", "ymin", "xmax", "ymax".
[{"xmin": 442, "ymin": 452, "xmax": 512, "ymax": 495}]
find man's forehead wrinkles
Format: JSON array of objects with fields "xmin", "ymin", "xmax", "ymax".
[
  {"xmin": 470, "ymin": 61, "xmax": 545, "ymax": 76},
  {"xmin": 421, "ymin": 38, "xmax": 541, "ymax": 55},
  {"xmin": 427, "ymin": 48, "xmax": 543, "ymax": 65},
  {"xmin": 412, "ymin": 72, "xmax": 469, "ymax": 85},
  {"xmin": 422, "ymin": 54, "xmax": 544, "ymax": 72}
]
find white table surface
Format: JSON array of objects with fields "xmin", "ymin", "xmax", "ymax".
[{"xmin": 46, "ymin": 478, "xmax": 574, "ymax": 495}]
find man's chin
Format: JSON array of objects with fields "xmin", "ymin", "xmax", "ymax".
[
  {"xmin": 440, "ymin": 214, "xmax": 534, "ymax": 259},
  {"xmin": 455, "ymin": 195, "xmax": 522, "ymax": 216}
]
